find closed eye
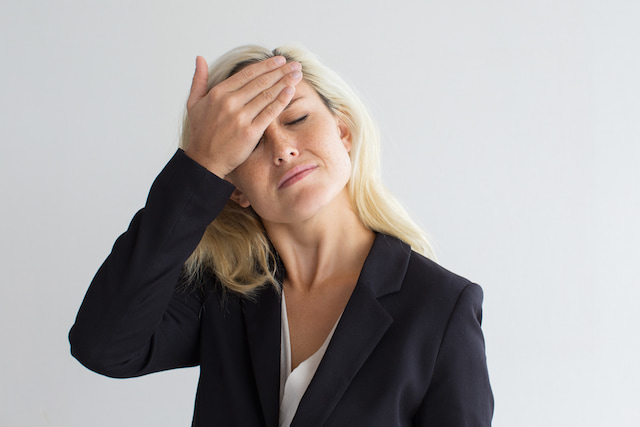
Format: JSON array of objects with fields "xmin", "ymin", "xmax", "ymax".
[{"xmin": 286, "ymin": 115, "xmax": 308, "ymax": 126}]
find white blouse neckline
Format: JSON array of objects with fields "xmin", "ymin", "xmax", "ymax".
[{"xmin": 279, "ymin": 292, "xmax": 341, "ymax": 427}]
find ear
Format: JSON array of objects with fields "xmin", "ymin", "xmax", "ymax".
[
  {"xmin": 336, "ymin": 117, "xmax": 352, "ymax": 152},
  {"xmin": 230, "ymin": 188, "xmax": 251, "ymax": 208}
]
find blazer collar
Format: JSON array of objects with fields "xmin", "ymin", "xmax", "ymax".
[
  {"xmin": 355, "ymin": 232, "xmax": 411, "ymax": 298},
  {"xmin": 242, "ymin": 233, "xmax": 411, "ymax": 427}
]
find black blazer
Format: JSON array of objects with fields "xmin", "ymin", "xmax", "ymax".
[{"xmin": 69, "ymin": 150, "xmax": 493, "ymax": 426}]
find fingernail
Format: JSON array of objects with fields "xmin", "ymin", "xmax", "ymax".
[
  {"xmin": 290, "ymin": 62, "xmax": 301, "ymax": 71},
  {"xmin": 283, "ymin": 86, "xmax": 295, "ymax": 96},
  {"xmin": 291, "ymin": 70, "xmax": 302, "ymax": 79},
  {"xmin": 274, "ymin": 56, "xmax": 286, "ymax": 65}
]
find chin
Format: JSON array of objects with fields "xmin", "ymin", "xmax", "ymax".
[
  {"xmin": 263, "ymin": 191, "xmax": 344, "ymax": 225},
  {"xmin": 294, "ymin": 188, "xmax": 350, "ymax": 222}
]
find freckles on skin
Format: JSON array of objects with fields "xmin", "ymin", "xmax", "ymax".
[{"xmin": 226, "ymin": 81, "xmax": 353, "ymax": 224}]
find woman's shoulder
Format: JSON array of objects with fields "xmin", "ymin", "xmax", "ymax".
[
  {"xmin": 401, "ymin": 250, "xmax": 484, "ymax": 328},
  {"xmin": 372, "ymin": 233, "xmax": 482, "ymax": 309},
  {"xmin": 365, "ymin": 235, "xmax": 485, "ymax": 347},
  {"xmin": 408, "ymin": 250, "xmax": 478, "ymax": 296}
]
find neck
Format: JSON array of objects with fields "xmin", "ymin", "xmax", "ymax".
[{"xmin": 263, "ymin": 190, "xmax": 375, "ymax": 292}]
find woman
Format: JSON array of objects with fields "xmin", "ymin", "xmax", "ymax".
[{"xmin": 70, "ymin": 45, "xmax": 493, "ymax": 426}]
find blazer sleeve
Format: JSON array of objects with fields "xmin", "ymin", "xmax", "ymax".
[
  {"xmin": 413, "ymin": 283, "xmax": 494, "ymax": 426},
  {"xmin": 69, "ymin": 149, "xmax": 235, "ymax": 378}
]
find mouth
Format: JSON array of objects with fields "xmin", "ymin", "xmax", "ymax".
[{"xmin": 278, "ymin": 164, "xmax": 318, "ymax": 190}]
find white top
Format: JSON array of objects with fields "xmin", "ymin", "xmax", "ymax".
[{"xmin": 279, "ymin": 293, "xmax": 340, "ymax": 427}]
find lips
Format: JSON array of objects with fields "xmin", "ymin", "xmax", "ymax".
[{"xmin": 278, "ymin": 164, "xmax": 318, "ymax": 190}]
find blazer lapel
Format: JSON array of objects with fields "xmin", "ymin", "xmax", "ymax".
[
  {"xmin": 291, "ymin": 233, "xmax": 411, "ymax": 426},
  {"xmin": 242, "ymin": 285, "xmax": 282, "ymax": 427}
]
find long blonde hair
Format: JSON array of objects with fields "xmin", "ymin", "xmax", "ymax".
[{"xmin": 180, "ymin": 44, "xmax": 434, "ymax": 296}]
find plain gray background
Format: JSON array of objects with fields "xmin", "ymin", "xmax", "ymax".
[{"xmin": 2, "ymin": 0, "xmax": 639, "ymax": 425}]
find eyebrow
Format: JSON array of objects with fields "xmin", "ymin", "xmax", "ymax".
[{"xmin": 283, "ymin": 96, "xmax": 305, "ymax": 111}]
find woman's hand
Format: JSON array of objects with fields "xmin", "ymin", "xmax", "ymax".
[{"xmin": 184, "ymin": 55, "xmax": 303, "ymax": 179}]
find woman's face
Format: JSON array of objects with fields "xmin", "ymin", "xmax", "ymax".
[{"xmin": 227, "ymin": 80, "xmax": 353, "ymax": 226}]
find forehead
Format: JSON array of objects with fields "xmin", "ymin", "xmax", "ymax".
[
  {"xmin": 286, "ymin": 80, "xmax": 331, "ymax": 111},
  {"xmin": 290, "ymin": 80, "xmax": 317, "ymax": 101}
]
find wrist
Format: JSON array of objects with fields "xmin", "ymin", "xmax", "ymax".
[{"xmin": 183, "ymin": 148, "xmax": 230, "ymax": 179}]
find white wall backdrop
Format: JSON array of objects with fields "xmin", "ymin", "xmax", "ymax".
[{"xmin": 2, "ymin": 0, "xmax": 639, "ymax": 425}]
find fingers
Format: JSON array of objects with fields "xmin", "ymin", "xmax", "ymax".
[
  {"xmin": 251, "ymin": 84, "xmax": 297, "ymax": 130},
  {"xmin": 221, "ymin": 56, "xmax": 304, "ymax": 134},
  {"xmin": 238, "ymin": 62, "xmax": 302, "ymax": 98},
  {"xmin": 223, "ymin": 55, "xmax": 288, "ymax": 92},
  {"xmin": 188, "ymin": 55, "xmax": 300, "ymax": 119},
  {"xmin": 243, "ymin": 66, "xmax": 303, "ymax": 118},
  {"xmin": 187, "ymin": 56, "xmax": 209, "ymax": 111},
  {"xmin": 183, "ymin": 55, "xmax": 304, "ymax": 177}
]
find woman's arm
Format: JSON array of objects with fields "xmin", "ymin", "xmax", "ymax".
[
  {"xmin": 70, "ymin": 55, "xmax": 304, "ymax": 378},
  {"xmin": 69, "ymin": 150, "xmax": 234, "ymax": 378},
  {"xmin": 413, "ymin": 283, "xmax": 494, "ymax": 426}
]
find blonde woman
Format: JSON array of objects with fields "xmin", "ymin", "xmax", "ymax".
[{"xmin": 70, "ymin": 45, "xmax": 493, "ymax": 426}]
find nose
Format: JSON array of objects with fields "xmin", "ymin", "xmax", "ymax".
[{"xmin": 270, "ymin": 133, "xmax": 299, "ymax": 165}]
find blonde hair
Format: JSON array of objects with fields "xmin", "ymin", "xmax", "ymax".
[{"xmin": 180, "ymin": 44, "xmax": 435, "ymax": 296}]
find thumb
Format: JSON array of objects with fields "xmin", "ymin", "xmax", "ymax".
[{"xmin": 187, "ymin": 56, "xmax": 208, "ymax": 111}]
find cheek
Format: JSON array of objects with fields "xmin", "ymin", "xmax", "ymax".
[
  {"xmin": 339, "ymin": 152, "xmax": 353, "ymax": 183},
  {"xmin": 229, "ymin": 158, "xmax": 261, "ymax": 190},
  {"xmin": 333, "ymin": 141, "xmax": 353, "ymax": 173}
]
